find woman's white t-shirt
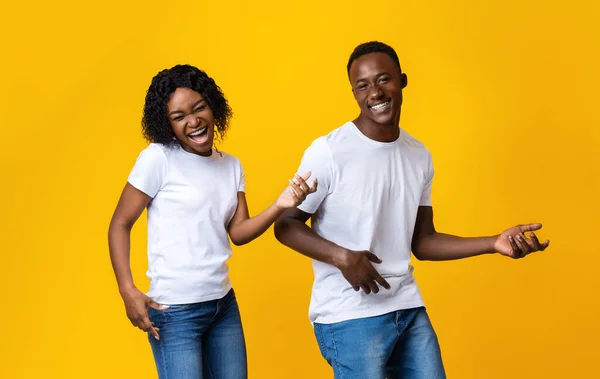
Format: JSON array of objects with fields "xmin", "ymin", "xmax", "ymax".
[{"xmin": 127, "ymin": 143, "xmax": 244, "ymax": 305}]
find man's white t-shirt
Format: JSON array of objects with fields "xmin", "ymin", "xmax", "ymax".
[
  {"xmin": 127, "ymin": 143, "xmax": 244, "ymax": 305},
  {"xmin": 296, "ymin": 122, "xmax": 434, "ymax": 324}
]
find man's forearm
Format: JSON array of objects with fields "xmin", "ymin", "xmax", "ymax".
[
  {"xmin": 274, "ymin": 217, "xmax": 348, "ymax": 267},
  {"xmin": 412, "ymin": 232, "xmax": 498, "ymax": 261}
]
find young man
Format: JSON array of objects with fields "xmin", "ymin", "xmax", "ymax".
[{"xmin": 274, "ymin": 41, "xmax": 549, "ymax": 379}]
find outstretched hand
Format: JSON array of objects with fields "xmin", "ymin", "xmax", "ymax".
[
  {"xmin": 276, "ymin": 171, "xmax": 318, "ymax": 209},
  {"xmin": 493, "ymin": 223, "xmax": 550, "ymax": 259}
]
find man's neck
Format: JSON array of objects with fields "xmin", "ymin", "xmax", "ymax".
[{"xmin": 353, "ymin": 115, "xmax": 400, "ymax": 143}]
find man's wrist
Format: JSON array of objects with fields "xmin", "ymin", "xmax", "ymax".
[
  {"xmin": 332, "ymin": 247, "xmax": 350, "ymax": 269},
  {"xmin": 486, "ymin": 235, "xmax": 499, "ymax": 254}
]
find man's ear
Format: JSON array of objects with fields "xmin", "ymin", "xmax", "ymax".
[{"xmin": 400, "ymin": 72, "xmax": 408, "ymax": 89}]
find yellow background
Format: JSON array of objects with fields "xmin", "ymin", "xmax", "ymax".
[{"xmin": 1, "ymin": 1, "xmax": 599, "ymax": 378}]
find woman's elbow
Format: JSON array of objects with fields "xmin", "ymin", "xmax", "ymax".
[{"xmin": 228, "ymin": 229, "xmax": 248, "ymax": 246}]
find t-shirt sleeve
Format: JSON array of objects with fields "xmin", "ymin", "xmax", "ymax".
[
  {"xmin": 419, "ymin": 151, "xmax": 434, "ymax": 206},
  {"xmin": 127, "ymin": 144, "xmax": 167, "ymax": 198},
  {"xmin": 236, "ymin": 158, "xmax": 246, "ymax": 193},
  {"xmin": 296, "ymin": 137, "xmax": 333, "ymax": 215}
]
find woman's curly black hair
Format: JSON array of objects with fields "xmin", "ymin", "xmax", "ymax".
[{"xmin": 142, "ymin": 64, "xmax": 233, "ymax": 145}]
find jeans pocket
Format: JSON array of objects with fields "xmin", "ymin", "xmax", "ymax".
[{"xmin": 147, "ymin": 307, "xmax": 165, "ymax": 329}]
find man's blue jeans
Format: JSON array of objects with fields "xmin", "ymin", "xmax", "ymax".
[{"xmin": 314, "ymin": 307, "xmax": 446, "ymax": 379}]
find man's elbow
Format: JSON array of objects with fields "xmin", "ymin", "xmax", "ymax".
[
  {"xmin": 275, "ymin": 209, "xmax": 311, "ymax": 244},
  {"xmin": 273, "ymin": 217, "xmax": 289, "ymax": 242}
]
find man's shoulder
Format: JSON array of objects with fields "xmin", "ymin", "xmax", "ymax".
[
  {"xmin": 399, "ymin": 129, "xmax": 431, "ymax": 156},
  {"xmin": 306, "ymin": 121, "xmax": 354, "ymax": 152},
  {"xmin": 324, "ymin": 121, "xmax": 355, "ymax": 142},
  {"xmin": 303, "ymin": 122, "xmax": 344, "ymax": 151}
]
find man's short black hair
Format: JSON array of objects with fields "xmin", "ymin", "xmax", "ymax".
[{"xmin": 347, "ymin": 41, "xmax": 402, "ymax": 77}]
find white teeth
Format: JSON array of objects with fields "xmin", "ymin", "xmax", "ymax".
[
  {"xmin": 189, "ymin": 127, "xmax": 207, "ymax": 136},
  {"xmin": 370, "ymin": 101, "xmax": 390, "ymax": 110}
]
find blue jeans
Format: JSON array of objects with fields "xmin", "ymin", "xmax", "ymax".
[
  {"xmin": 147, "ymin": 289, "xmax": 247, "ymax": 379},
  {"xmin": 314, "ymin": 307, "xmax": 445, "ymax": 379}
]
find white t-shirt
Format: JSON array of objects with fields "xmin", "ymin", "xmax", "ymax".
[
  {"xmin": 296, "ymin": 121, "xmax": 434, "ymax": 324},
  {"xmin": 127, "ymin": 143, "xmax": 245, "ymax": 305}
]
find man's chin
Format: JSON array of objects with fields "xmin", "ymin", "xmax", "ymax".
[{"xmin": 371, "ymin": 115, "xmax": 397, "ymax": 127}]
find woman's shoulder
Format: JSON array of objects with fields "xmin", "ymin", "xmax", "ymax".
[{"xmin": 141, "ymin": 142, "xmax": 168, "ymax": 155}]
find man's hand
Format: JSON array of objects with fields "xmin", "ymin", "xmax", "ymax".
[
  {"xmin": 336, "ymin": 250, "xmax": 391, "ymax": 294},
  {"xmin": 120, "ymin": 287, "xmax": 168, "ymax": 340},
  {"xmin": 494, "ymin": 223, "xmax": 550, "ymax": 259}
]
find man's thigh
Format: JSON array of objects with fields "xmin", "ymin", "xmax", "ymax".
[
  {"xmin": 386, "ymin": 307, "xmax": 446, "ymax": 379},
  {"xmin": 314, "ymin": 312, "xmax": 399, "ymax": 379}
]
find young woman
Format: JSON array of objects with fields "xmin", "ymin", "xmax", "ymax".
[{"xmin": 108, "ymin": 64, "xmax": 316, "ymax": 379}]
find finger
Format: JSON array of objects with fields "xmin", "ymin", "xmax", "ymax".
[
  {"xmin": 288, "ymin": 187, "xmax": 300, "ymax": 200},
  {"xmin": 516, "ymin": 234, "xmax": 532, "ymax": 256},
  {"xmin": 528, "ymin": 232, "xmax": 542, "ymax": 250},
  {"xmin": 132, "ymin": 315, "xmax": 145, "ymax": 330},
  {"xmin": 508, "ymin": 235, "xmax": 521, "ymax": 258},
  {"xmin": 288, "ymin": 179, "xmax": 303, "ymax": 197},
  {"xmin": 299, "ymin": 171, "xmax": 312, "ymax": 181},
  {"xmin": 291, "ymin": 188, "xmax": 303, "ymax": 204},
  {"xmin": 352, "ymin": 285, "xmax": 360, "ymax": 291},
  {"xmin": 366, "ymin": 253, "xmax": 383, "ymax": 264},
  {"xmin": 287, "ymin": 181, "xmax": 302, "ymax": 199},
  {"xmin": 360, "ymin": 283, "xmax": 371, "ymax": 294},
  {"xmin": 139, "ymin": 316, "xmax": 153, "ymax": 331},
  {"xmin": 287, "ymin": 189, "xmax": 301, "ymax": 205},
  {"xmin": 149, "ymin": 327, "xmax": 160, "ymax": 340},
  {"xmin": 518, "ymin": 223, "xmax": 542, "ymax": 232},
  {"xmin": 148, "ymin": 300, "xmax": 169, "ymax": 311},
  {"xmin": 530, "ymin": 233, "xmax": 550, "ymax": 251},
  {"xmin": 367, "ymin": 280, "xmax": 379, "ymax": 294},
  {"xmin": 140, "ymin": 316, "xmax": 160, "ymax": 340},
  {"xmin": 294, "ymin": 174, "xmax": 310, "ymax": 192},
  {"xmin": 373, "ymin": 271, "xmax": 391, "ymax": 290},
  {"xmin": 309, "ymin": 178, "xmax": 318, "ymax": 193},
  {"xmin": 511, "ymin": 235, "xmax": 527, "ymax": 257}
]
